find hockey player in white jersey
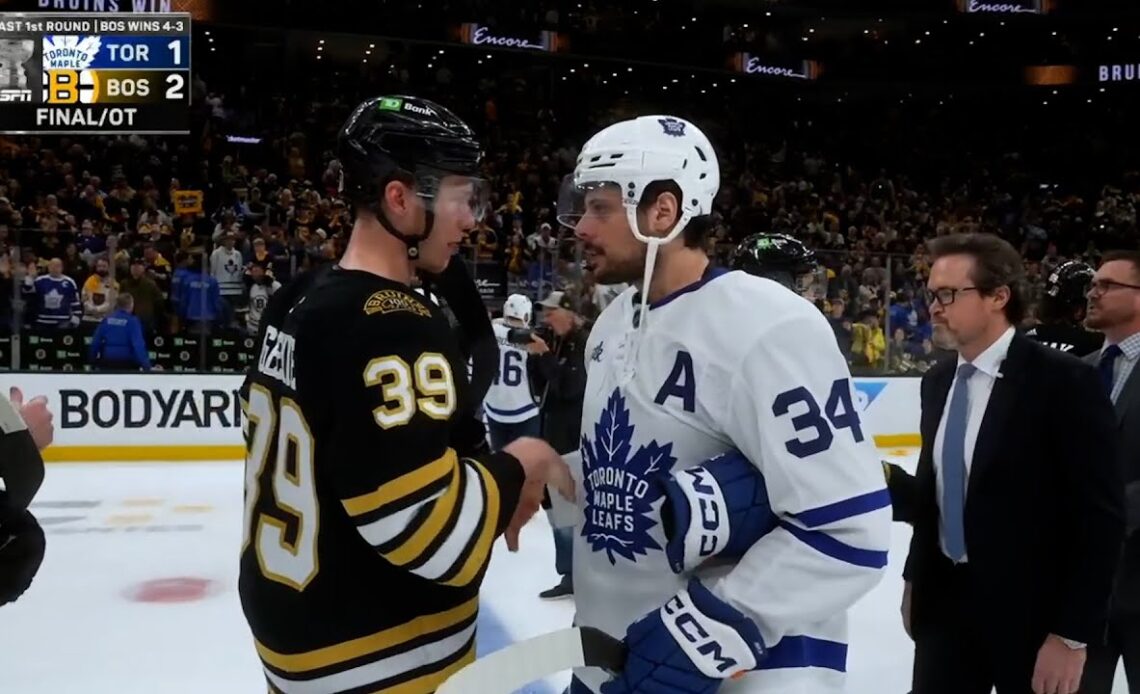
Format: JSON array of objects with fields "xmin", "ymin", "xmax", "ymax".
[
  {"xmin": 557, "ymin": 115, "xmax": 892, "ymax": 693},
  {"xmin": 485, "ymin": 293, "xmax": 541, "ymax": 448}
]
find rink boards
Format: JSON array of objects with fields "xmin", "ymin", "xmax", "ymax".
[{"xmin": 0, "ymin": 373, "xmax": 922, "ymax": 462}]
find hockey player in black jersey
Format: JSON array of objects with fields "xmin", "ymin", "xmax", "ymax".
[
  {"xmin": 730, "ymin": 233, "xmax": 917, "ymax": 522},
  {"xmin": 238, "ymin": 95, "xmax": 572, "ymax": 694},
  {"xmin": 1025, "ymin": 259, "xmax": 1105, "ymax": 357}
]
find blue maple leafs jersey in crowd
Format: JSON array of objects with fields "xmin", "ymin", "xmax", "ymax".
[
  {"xmin": 483, "ymin": 319, "xmax": 538, "ymax": 424},
  {"xmin": 572, "ymin": 267, "xmax": 892, "ymax": 693},
  {"xmin": 32, "ymin": 274, "xmax": 80, "ymax": 327}
]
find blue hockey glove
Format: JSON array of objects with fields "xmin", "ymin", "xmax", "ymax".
[
  {"xmin": 659, "ymin": 450, "xmax": 777, "ymax": 574},
  {"xmin": 600, "ymin": 579, "xmax": 766, "ymax": 694}
]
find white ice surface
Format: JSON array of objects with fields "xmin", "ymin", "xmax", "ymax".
[{"xmin": 0, "ymin": 453, "xmax": 1127, "ymax": 694}]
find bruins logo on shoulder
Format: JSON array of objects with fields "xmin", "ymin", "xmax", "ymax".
[{"xmin": 363, "ymin": 289, "xmax": 432, "ymax": 317}]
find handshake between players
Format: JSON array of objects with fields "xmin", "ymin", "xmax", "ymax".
[{"xmin": 500, "ymin": 436, "xmax": 576, "ymax": 552}]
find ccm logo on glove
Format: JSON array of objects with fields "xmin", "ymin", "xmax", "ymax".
[
  {"xmin": 662, "ymin": 588, "xmax": 759, "ymax": 679},
  {"xmin": 675, "ymin": 467, "xmax": 729, "ymax": 560},
  {"xmin": 661, "ymin": 450, "xmax": 777, "ymax": 573}
]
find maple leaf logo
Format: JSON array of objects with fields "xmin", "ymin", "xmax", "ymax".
[
  {"xmin": 41, "ymin": 35, "xmax": 102, "ymax": 71},
  {"xmin": 657, "ymin": 117, "xmax": 686, "ymax": 138},
  {"xmin": 580, "ymin": 389, "xmax": 676, "ymax": 565}
]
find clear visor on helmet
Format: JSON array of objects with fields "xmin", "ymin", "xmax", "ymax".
[
  {"xmin": 796, "ymin": 266, "xmax": 829, "ymax": 301},
  {"xmin": 555, "ymin": 175, "xmax": 626, "ymax": 231},
  {"xmin": 415, "ymin": 170, "xmax": 491, "ymax": 224}
]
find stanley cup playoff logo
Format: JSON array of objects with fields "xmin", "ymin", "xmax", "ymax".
[{"xmin": 0, "ymin": 39, "xmax": 34, "ymax": 89}]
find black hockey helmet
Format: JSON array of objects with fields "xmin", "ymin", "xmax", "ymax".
[
  {"xmin": 1040, "ymin": 259, "xmax": 1095, "ymax": 323},
  {"xmin": 337, "ymin": 95, "xmax": 486, "ymax": 259},
  {"xmin": 730, "ymin": 232, "xmax": 825, "ymax": 296},
  {"xmin": 1045, "ymin": 260, "xmax": 1095, "ymax": 305}
]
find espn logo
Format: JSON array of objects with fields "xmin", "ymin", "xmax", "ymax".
[
  {"xmin": 43, "ymin": 70, "xmax": 100, "ymax": 104},
  {"xmin": 0, "ymin": 89, "xmax": 32, "ymax": 102}
]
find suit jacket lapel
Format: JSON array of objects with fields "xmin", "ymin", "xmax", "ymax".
[
  {"xmin": 968, "ymin": 335, "xmax": 1028, "ymax": 498},
  {"xmin": 1083, "ymin": 347, "xmax": 1140, "ymax": 426},
  {"xmin": 1114, "ymin": 360, "xmax": 1140, "ymax": 424}
]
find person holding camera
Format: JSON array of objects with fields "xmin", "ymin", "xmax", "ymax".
[
  {"xmin": 485, "ymin": 294, "xmax": 542, "ymax": 449},
  {"xmin": 529, "ymin": 289, "xmax": 590, "ymax": 599}
]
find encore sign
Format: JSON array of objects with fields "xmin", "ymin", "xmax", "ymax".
[
  {"xmin": 456, "ymin": 23, "xmax": 563, "ymax": 52},
  {"xmin": 957, "ymin": 0, "xmax": 1055, "ymax": 13}
]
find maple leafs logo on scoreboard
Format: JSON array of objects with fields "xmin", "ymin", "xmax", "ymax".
[
  {"xmin": 41, "ymin": 36, "xmax": 103, "ymax": 105},
  {"xmin": 42, "ymin": 36, "xmax": 102, "ymax": 70}
]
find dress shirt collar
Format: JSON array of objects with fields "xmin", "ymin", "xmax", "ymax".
[{"xmin": 957, "ymin": 325, "xmax": 1016, "ymax": 379}]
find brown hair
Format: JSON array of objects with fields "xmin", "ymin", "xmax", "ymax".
[
  {"xmin": 927, "ymin": 233, "xmax": 1026, "ymax": 325},
  {"xmin": 1100, "ymin": 249, "xmax": 1140, "ymax": 283}
]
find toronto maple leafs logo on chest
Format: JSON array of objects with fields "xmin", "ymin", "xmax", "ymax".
[{"xmin": 580, "ymin": 389, "xmax": 677, "ymax": 565}]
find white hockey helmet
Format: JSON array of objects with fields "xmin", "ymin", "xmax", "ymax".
[
  {"xmin": 557, "ymin": 115, "xmax": 719, "ymax": 336},
  {"xmin": 501, "ymin": 293, "xmax": 533, "ymax": 325},
  {"xmin": 557, "ymin": 115, "xmax": 720, "ymax": 246}
]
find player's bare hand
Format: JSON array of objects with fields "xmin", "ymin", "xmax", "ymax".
[
  {"xmin": 548, "ymin": 456, "xmax": 575, "ymax": 503},
  {"xmin": 527, "ymin": 335, "xmax": 550, "ymax": 355},
  {"xmin": 503, "ymin": 436, "xmax": 562, "ymax": 479},
  {"xmin": 10, "ymin": 387, "xmax": 53, "ymax": 451},
  {"xmin": 503, "ymin": 479, "xmax": 544, "ymax": 552},
  {"xmin": 502, "ymin": 437, "xmax": 563, "ymax": 551}
]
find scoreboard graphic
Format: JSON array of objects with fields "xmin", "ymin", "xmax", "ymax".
[{"xmin": 0, "ymin": 13, "xmax": 190, "ymax": 134}]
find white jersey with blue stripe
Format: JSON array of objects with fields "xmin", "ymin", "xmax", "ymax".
[
  {"xmin": 483, "ymin": 319, "xmax": 539, "ymax": 424},
  {"xmin": 571, "ymin": 267, "xmax": 892, "ymax": 693}
]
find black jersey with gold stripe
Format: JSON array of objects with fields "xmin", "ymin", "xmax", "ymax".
[{"xmin": 238, "ymin": 265, "xmax": 525, "ymax": 694}]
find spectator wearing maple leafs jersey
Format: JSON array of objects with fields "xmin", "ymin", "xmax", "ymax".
[
  {"xmin": 29, "ymin": 259, "xmax": 80, "ymax": 329},
  {"xmin": 210, "ymin": 232, "xmax": 244, "ymax": 328}
]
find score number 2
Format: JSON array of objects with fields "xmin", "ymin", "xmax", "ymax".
[{"xmin": 772, "ymin": 378, "xmax": 865, "ymax": 458}]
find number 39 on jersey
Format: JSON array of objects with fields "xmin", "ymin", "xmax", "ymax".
[{"xmin": 241, "ymin": 351, "xmax": 456, "ymax": 592}]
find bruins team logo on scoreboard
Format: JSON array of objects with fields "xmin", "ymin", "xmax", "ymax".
[{"xmin": 43, "ymin": 70, "xmax": 101, "ymax": 104}]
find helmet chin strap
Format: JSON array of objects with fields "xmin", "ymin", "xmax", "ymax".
[
  {"xmin": 371, "ymin": 201, "xmax": 435, "ymax": 261},
  {"xmin": 622, "ymin": 207, "xmax": 692, "ymax": 383}
]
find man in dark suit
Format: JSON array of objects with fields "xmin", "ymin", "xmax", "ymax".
[
  {"xmin": 901, "ymin": 233, "xmax": 1124, "ymax": 694},
  {"xmin": 1080, "ymin": 250, "xmax": 1140, "ymax": 693}
]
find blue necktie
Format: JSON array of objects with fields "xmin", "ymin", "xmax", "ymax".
[
  {"xmin": 941, "ymin": 362, "xmax": 976, "ymax": 562},
  {"xmin": 1099, "ymin": 344, "xmax": 1123, "ymax": 398}
]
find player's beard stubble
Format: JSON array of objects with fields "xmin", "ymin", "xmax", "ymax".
[{"xmin": 585, "ymin": 241, "xmax": 647, "ymax": 285}]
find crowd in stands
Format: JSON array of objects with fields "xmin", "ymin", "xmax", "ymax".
[{"xmin": 0, "ymin": 33, "xmax": 1136, "ymax": 374}]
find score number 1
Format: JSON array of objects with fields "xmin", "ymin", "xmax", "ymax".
[{"xmin": 167, "ymin": 39, "xmax": 185, "ymax": 101}]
